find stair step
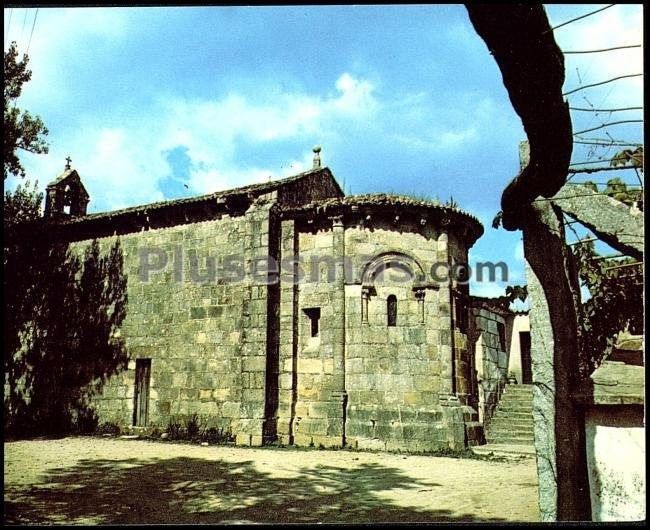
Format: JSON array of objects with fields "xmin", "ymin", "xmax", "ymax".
[
  {"xmin": 491, "ymin": 409, "xmax": 532, "ymax": 416},
  {"xmin": 487, "ymin": 385, "xmax": 535, "ymax": 446},
  {"xmin": 493, "ymin": 412, "xmax": 532, "ymax": 418},
  {"xmin": 487, "ymin": 429, "xmax": 533, "ymax": 438},
  {"xmin": 495, "ymin": 407, "xmax": 532, "ymax": 413},
  {"xmin": 488, "ymin": 440, "xmax": 535, "ymax": 447},
  {"xmin": 487, "ymin": 422, "xmax": 533, "ymax": 432},
  {"xmin": 488, "ymin": 435, "xmax": 535, "ymax": 442},
  {"xmin": 487, "ymin": 436, "xmax": 534, "ymax": 445},
  {"xmin": 487, "ymin": 421, "xmax": 534, "ymax": 431}
]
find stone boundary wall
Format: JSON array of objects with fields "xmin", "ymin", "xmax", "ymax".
[{"xmin": 472, "ymin": 307, "xmax": 509, "ymax": 426}]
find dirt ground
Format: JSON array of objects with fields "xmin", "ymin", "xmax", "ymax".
[{"xmin": 4, "ymin": 436, "xmax": 539, "ymax": 524}]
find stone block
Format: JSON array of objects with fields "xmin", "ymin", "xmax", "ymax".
[
  {"xmin": 236, "ymin": 433, "xmax": 253, "ymax": 446},
  {"xmin": 403, "ymin": 391, "xmax": 420, "ymax": 405},
  {"xmin": 357, "ymin": 438, "xmax": 387, "ymax": 451},
  {"xmin": 198, "ymin": 389, "xmax": 213, "ymax": 401},
  {"xmin": 212, "ymin": 388, "xmax": 230, "ymax": 401},
  {"xmin": 346, "ymin": 358, "xmax": 364, "ymax": 374},
  {"xmin": 222, "ymin": 401, "xmax": 240, "ymax": 417},
  {"xmin": 279, "ymin": 373, "xmax": 292, "ymax": 390},
  {"xmin": 322, "ymin": 358, "xmax": 334, "ymax": 374},
  {"xmin": 292, "ymin": 433, "xmax": 313, "ymax": 447},
  {"xmin": 311, "ymin": 434, "xmax": 342, "ymax": 448},
  {"xmin": 298, "ymin": 357, "xmax": 322, "ymax": 374},
  {"xmin": 308, "ymin": 401, "xmax": 337, "ymax": 419},
  {"xmin": 190, "ymin": 307, "xmax": 206, "ymax": 319},
  {"xmin": 198, "ymin": 401, "xmax": 220, "ymax": 416},
  {"xmin": 242, "ymin": 356, "xmax": 266, "ymax": 373}
]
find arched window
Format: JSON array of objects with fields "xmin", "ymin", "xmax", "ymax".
[{"xmin": 387, "ymin": 295, "xmax": 397, "ymax": 327}]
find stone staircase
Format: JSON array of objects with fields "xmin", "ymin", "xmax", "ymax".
[{"xmin": 485, "ymin": 384, "xmax": 534, "ymax": 445}]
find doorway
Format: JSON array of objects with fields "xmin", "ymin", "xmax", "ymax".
[
  {"xmin": 520, "ymin": 332, "xmax": 532, "ymax": 384},
  {"xmin": 133, "ymin": 358, "xmax": 151, "ymax": 427}
]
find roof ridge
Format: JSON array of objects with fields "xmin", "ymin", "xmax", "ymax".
[
  {"xmin": 283, "ymin": 193, "xmax": 481, "ymax": 226},
  {"xmin": 72, "ymin": 166, "xmax": 329, "ymax": 220}
]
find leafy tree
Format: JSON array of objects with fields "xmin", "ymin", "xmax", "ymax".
[
  {"xmin": 4, "ymin": 41, "xmax": 49, "ymax": 180},
  {"xmin": 584, "ymin": 176, "xmax": 643, "ymax": 211},
  {"xmin": 4, "ymin": 187, "xmax": 128, "ymax": 436},
  {"xmin": 481, "ymin": 284, "xmax": 528, "ymax": 310},
  {"xmin": 572, "ymin": 240, "xmax": 643, "ymax": 377},
  {"xmin": 584, "ymin": 147, "xmax": 645, "ymax": 210},
  {"xmin": 610, "ymin": 146, "xmax": 643, "ymax": 169}
]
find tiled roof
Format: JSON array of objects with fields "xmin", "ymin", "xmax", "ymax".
[
  {"xmin": 285, "ymin": 193, "xmax": 483, "ymax": 229},
  {"xmin": 54, "ymin": 166, "xmax": 330, "ymax": 225}
]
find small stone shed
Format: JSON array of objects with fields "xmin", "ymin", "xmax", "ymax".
[{"xmin": 577, "ymin": 334, "xmax": 645, "ymax": 521}]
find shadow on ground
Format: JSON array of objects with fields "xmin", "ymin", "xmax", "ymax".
[{"xmin": 4, "ymin": 456, "xmax": 507, "ymax": 524}]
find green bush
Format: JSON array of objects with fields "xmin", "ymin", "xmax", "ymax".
[
  {"xmin": 201, "ymin": 426, "xmax": 234, "ymax": 445},
  {"xmin": 166, "ymin": 418, "xmax": 184, "ymax": 440}
]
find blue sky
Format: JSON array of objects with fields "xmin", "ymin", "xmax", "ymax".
[{"xmin": 4, "ymin": 4, "xmax": 643, "ymax": 300}]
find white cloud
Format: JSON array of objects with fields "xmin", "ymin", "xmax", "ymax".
[
  {"xmin": 17, "ymin": 71, "xmax": 381, "ymax": 210},
  {"xmin": 547, "ymin": 4, "xmax": 643, "ymax": 108},
  {"xmin": 6, "ymin": 8, "xmax": 131, "ymax": 109},
  {"xmin": 388, "ymin": 95, "xmax": 500, "ymax": 153},
  {"xmin": 439, "ymin": 127, "xmax": 478, "ymax": 149},
  {"xmin": 333, "ymin": 73, "xmax": 378, "ymax": 115}
]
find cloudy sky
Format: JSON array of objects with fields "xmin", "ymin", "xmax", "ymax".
[{"xmin": 4, "ymin": 4, "xmax": 643, "ymax": 299}]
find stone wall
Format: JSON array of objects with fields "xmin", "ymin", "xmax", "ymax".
[
  {"xmin": 40, "ymin": 167, "xmax": 486, "ymax": 452},
  {"xmin": 472, "ymin": 307, "xmax": 509, "ymax": 426},
  {"xmin": 345, "ymin": 221, "xmax": 445, "ymax": 451},
  {"xmin": 61, "ymin": 184, "xmax": 478, "ymax": 452},
  {"xmin": 274, "ymin": 217, "xmax": 468, "ymax": 451},
  {"xmin": 281, "ymin": 225, "xmax": 345, "ymax": 447},
  {"xmin": 584, "ymin": 337, "xmax": 645, "ymax": 522},
  {"xmin": 585, "ymin": 406, "xmax": 645, "ymax": 521},
  {"xmin": 73, "ymin": 202, "xmax": 273, "ymax": 444}
]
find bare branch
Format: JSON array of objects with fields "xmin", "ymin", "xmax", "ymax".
[
  {"xmin": 567, "ymin": 237, "xmax": 598, "ymax": 246},
  {"xmin": 569, "ymin": 106, "xmax": 642, "ymax": 112},
  {"xmin": 605, "ymin": 261, "xmax": 644, "ymax": 271},
  {"xmin": 569, "ymin": 160, "xmax": 621, "ymax": 167},
  {"xmin": 568, "ymin": 165, "xmax": 640, "ymax": 175},
  {"xmin": 573, "ymin": 120, "xmax": 643, "ymax": 135},
  {"xmin": 546, "ymin": 4, "xmax": 615, "ymax": 33},
  {"xmin": 574, "ymin": 139, "xmax": 643, "ymax": 147},
  {"xmin": 565, "ymin": 182, "xmax": 642, "ymax": 187},
  {"xmin": 589, "ymin": 254, "xmax": 625, "ymax": 261},
  {"xmin": 563, "ymin": 74, "xmax": 643, "ymax": 96},
  {"xmin": 563, "ymin": 44, "xmax": 641, "ymax": 54},
  {"xmin": 633, "ymin": 167, "xmax": 643, "ymax": 187}
]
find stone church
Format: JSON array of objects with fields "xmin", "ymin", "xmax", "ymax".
[{"xmin": 42, "ymin": 148, "xmax": 519, "ymax": 452}]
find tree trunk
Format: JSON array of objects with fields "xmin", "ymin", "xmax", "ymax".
[{"xmin": 523, "ymin": 201, "xmax": 591, "ymax": 521}]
